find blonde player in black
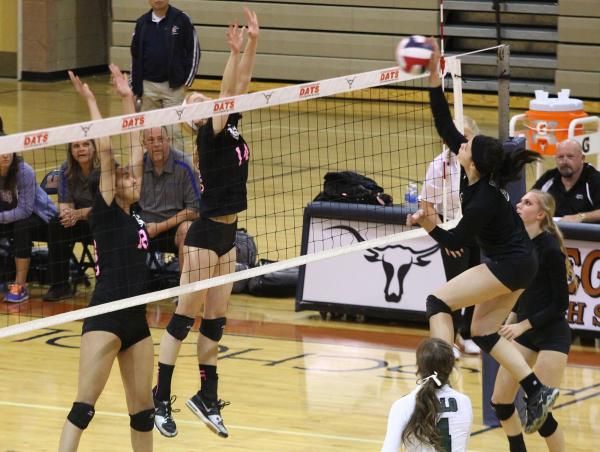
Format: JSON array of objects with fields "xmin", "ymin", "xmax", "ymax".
[
  {"xmin": 492, "ymin": 190, "xmax": 571, "ymax": 452},
  {"xmin": 59, "ymin": 65, "xmax": 154, "ymax": 452},
  {"xmin": 152, "ymin": 8, "xmax": 259, "ymax": 439},
  {"xmin": 407, "ymin": 39, "xmax": 558, "ymax": 434}
]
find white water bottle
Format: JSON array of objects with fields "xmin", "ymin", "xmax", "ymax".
[{"xmin": 404, "ymin": 181, "xmax": 418, "ymax": 204}]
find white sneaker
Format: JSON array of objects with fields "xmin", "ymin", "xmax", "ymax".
[
  {"xmin": 462, "ymin": 338, "xmax": 481, "ymax": 355},
  {"xmin": 452, "ymin": 345, "xmax": 461, "ymax": 360}
]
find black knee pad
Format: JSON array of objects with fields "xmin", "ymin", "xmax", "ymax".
[
  {"xmin": 67, "ymin": 402, "xmax": 95, "ymax": 430},
  {"xmin": 200, "ymin": 317, "xmax": 227, "ymax": 342},
  {"xmin": 166, "ymin": 313, "xmax": 195, "ymax": 341},
  {"xmin": 491, "ymin": 402, "xmax": 515, "ymax": 421},
  {"xmin": 538, "ymin": 413, "xmax": 558, "ymax": 438},
  {"xmin": 129, "ymin": 408, "xmax": 155, "ymax": 432},
  {"xmin": 425, "ymin": 295, "xmax": 452, "ymax": 320},
  {"xmin": 471, "ymin": 332, "xmax": 501, "ymax": 353}
]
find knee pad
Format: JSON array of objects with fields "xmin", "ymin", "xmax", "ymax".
[
  {"xmin": 538, "ymin": 413, "xmax": 558, "ymax": 438},
  {"xmin": 129, "ymin": 408, "xmax": 155, "ymax": 432},
  {"xmin": 166, "ymin": 313, "xmax": 195, "ymax": 341},
  {"xmin": 200, "ymin": 317, "xmax": 227, "ymax": 342},
  {"xmin": 491, "ymin": 402, "xmax": 515, "ymax": 421},
  {"xmin": 67, "ymin": 402, "xmax": 95, "ymax": 430},
  {"xmin": 471, "ymin": 332, "xmax": 501, "ymax": 353},
  {"xmin": 425, "ymin": 295, "xmax": 452, "ymax": 320}
]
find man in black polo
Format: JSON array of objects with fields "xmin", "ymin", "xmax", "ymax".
[
  {"xmin": 130, "ymin": 0, "xmax": 200, "ymax": 151},
  {"xmin": 533, "ymin": 139, "xmax": 600, "ymax": 222},
  {"xmin": 139, "ymin": 126, "xmax": 201, "ymax": 270}
]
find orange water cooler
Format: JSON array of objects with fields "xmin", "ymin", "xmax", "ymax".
[{"xmin": 510, "ymin": 89, "xmax": 587, "ymax": 176}]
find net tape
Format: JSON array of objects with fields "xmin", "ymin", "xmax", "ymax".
[{"xmin": 0, "ymin": 64, "xmax": 436, "ymax": 155}]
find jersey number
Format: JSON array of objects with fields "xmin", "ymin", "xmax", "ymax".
[
  {"xmin": 436, "ymin": 417, "xmax": 452, "ymax": 452},
  {"xmin": 235, "ymin": 144, "xmax": 249, "ymax": 166}
]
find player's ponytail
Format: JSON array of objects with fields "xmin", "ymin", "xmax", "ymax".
[
  {"xmin": 470, "ymin": 135, "xmax": 540, "ymax": 187},
  {"xmin": 401, "ymin": 338, "xmax": 455, "ymax": 451},
  {"xmin": 531, "ymin": 189, "xmax": 574, "ymax": 280}
]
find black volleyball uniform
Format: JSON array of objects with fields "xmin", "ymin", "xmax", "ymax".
[
  {"xmin": 428, "ymin": 86, "xmax": 537, "ymax": 290},
  {"xmin": 82, "ymin": 192, "xmax": 150, "ymax": 350},
  {"xmin": 185, "ymin": 113, "xmax": 249, "ymax": 256},
  {"xmin": 513, "ymin": 232, "xmax": 571, "ymax": 354}
]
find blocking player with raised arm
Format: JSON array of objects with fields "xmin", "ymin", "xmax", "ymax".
[
  {"xmin": 492, "ymin": 190, "xmax": 571, "ymax": 452},
  {"xmin": 151, "ymin": 8, "xmax": 259, "ymax": 439},
  {"xmin": 58, "ymin": 65, "xmax": 154, "ymax": 452},
  {"xmin": 381, "ymin": 338, "xmax": 472, "ymax": 452},
  {"xmin": 407, "ymin": 39, "xmax": 558, "ymax": 434}
]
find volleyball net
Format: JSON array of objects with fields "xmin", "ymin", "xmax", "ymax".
[{"xmin": 0, "ymin": 58, "xmax": 470, "ymax": 339}]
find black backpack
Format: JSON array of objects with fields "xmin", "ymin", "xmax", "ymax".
[
  {"xmin": 314, "ymin": 171, "xmax": 393, "ymax": 205},
  {"xmin": 247, "ymin": 259, "xmax": 299, "ymax": 297},
  {"xmin": 235, "ymin": 228, "xmax": 257, "ymax": 268}
]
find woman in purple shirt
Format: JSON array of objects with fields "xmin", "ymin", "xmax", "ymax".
[{"xmin": 0, "ymin": 127, "xmax": 57, "ymax": 302}]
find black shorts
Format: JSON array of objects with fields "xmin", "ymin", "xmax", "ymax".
[
  {"xmin": 184, "ymin": 217, "xmax": 237, "ymax": 257},
  {"xmin": 82, "ymin": 309, "xmax": 150, "ymax": 351},
  {"xmin": 484, "ymin": 253, "xmax": 538, "ymax": 291},
  {"xmin": 515, "ymin": 319, "xmax": 571, "ymax": 355},
  {"xmin": 150, "ymin": 227, "xmax": 178, "ymax": 254}
]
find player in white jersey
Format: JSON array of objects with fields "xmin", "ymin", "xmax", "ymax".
[{"xmin": 381, "ymin": 338, "xmax": 472, "ymax": 452}]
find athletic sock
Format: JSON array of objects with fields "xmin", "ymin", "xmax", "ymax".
[
  {"xmin": 507, "ymin": 433, "xmax": 527, "ymax": 452},
  {"xmin": 520, "ymin": 372, "xmax": 543, "ymax": 397},
  {"xmin": 199, "ymin": 364, "xmax": 218, "ymax": 402},
  {"xmin": 154, "ymin": 362, "xmax": 175, "ymax": 401}
]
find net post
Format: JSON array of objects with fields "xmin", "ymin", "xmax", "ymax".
[{"xmin": 497, "ymin": 44, "xmax": 511, "ymax": 142}]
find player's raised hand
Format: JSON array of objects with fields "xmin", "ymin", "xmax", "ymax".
[
  {"xmin": 226, "ymin": 22, "xmax": 244, "ymax": 54},
  {"xmin": 68, "ymin": 71, "xmax": 95, "ymax": 102},
  {"xmin": 245, "ymin": 8, "xmax": 259, "ymax": 40},
  {"xmin": 426, "ymin": 38, "xmax": 442, "ymax": 87},
  {"xmin": 109, "ymin": 63, "xmax": 132, "ymax": 98}
]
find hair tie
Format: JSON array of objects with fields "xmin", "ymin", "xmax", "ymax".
[{"xmin": 418, "ymin": 371, "xmax": 442, "ymax": 387}]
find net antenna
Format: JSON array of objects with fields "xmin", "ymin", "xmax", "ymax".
[
  {"xmin": 441, "ymin": 56, "xmax": 464, "ymax": 223},
  {"xmin": 0, "ymin": 59, "xmax": 468, "ymax": 340}
]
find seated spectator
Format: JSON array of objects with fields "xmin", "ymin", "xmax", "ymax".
[
  {"xmin": 139, "ymin": 126, "xmax": 200, "ymax": 270},
  {"xmin": 43, "ymin": 139, "xmax": 99, "ymax": 301},
  {"xmin": 0, "ymin": 124, "xmax": 57, "ymax": 302},
  {"xmin": 533, "ymin": 139, "xmax": 600, "ymax": 222}
]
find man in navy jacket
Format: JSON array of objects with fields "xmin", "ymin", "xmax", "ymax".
[{"xmin": 130, "ymin": 0, "xmax": 200, "ymax": 151}]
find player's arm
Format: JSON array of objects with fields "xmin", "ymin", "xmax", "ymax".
[
  {"xmin": 149, "ymin": 208, "xmax": 198, "ymax": 238},
  {"xmin": 68, "ymin": 71, "xmax": 115, "ymax": 206},
  {"xmin": 235, "ymin": 8, "xmax": 259, "ymax": 95},
  {"xmin": 110, "ymin": 63, "xmax": 144, "ymax": 184},
  {"xmin": 426, "ymin": 38, "xmax": 467, "ymax": 154},
  {"xmin": 212, "ymin": 22, "xmax": 243, "ymax": 135},
  {"xmin": 409, "ymin": 203, "xmax": 489, "ymax": 251},
  {"xmin": 381, "ymin": 398, "xmax": 410, "ymax": 452}
]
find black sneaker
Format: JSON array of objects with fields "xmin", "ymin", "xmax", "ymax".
[
  {"xmin": 42, "ymin": 284, "xmax": 74, "ymax": 302},
  {"xmin": 186, "ymin": 392, "xmax": 230, "ymax": 438},
  {"xmin": 524, "ymin": 385, "xmax": 559, "ymax": 434},
  {"xmin": 154, "ymin": 395, "xmax": 179, "ymax": 438}
]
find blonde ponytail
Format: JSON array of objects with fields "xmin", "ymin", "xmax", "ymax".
[{"xmin": 531, "ymin": 190, "xmax": 573, "ymax": 280}]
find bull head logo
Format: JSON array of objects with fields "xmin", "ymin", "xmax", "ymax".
[{"xmin": 327, "ymin": 225, "xmax": 439, "ymax": 303}]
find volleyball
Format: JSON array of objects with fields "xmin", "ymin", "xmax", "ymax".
[{"xmin": 395, "ymin": 35, "xmax": 433, "ymax": 75}]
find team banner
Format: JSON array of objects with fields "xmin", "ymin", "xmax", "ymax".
[{"xmin": 565, "ymin": 240, "xmax": 600, "ymax": 332}]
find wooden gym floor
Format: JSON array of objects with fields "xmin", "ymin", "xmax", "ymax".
[{"xmin": 0, "ymin": 75, "xmax": 598, "ymax": 451}]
